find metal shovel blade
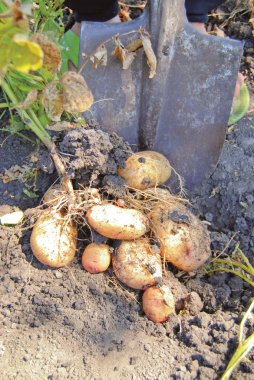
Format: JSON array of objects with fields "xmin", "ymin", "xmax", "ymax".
[{"xmin": 79, "ymin": 0, "xmax": 243, "ymax": 189}]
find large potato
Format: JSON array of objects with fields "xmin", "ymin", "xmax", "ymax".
[
  {"xmin": 30, "ymin": 211, "xmax": 77, "ymax": 267},
  {"xmin": 118, "ymin": 151, "xmax": 171, "ymax": 190},
  {"xmin": 112, "ymin": 238, "xmax": 162, "ymax": 290},
  {"xmin": 86, "ymin": 204, "xmax": 149, "ymax": 240},
  {"xmin": 149, "ymin": 203, "xmax": 211, "ymax": 272}
]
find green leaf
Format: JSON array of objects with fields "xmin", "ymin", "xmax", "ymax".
[
  {"xmin": 23, "ymin": 187, "xmax": 38, "ymax": 198},
  {"xmin": 228, "ymin": 84, "xmax": 250, "ymax": 126},
  {"xmin": 60, "ymin": 30, "xmax": 80, "ymax": 73}
]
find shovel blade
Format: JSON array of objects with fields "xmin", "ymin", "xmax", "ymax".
[{"xmin": 79, "ymin": 0, "xmax": 243, "ymax": 189}]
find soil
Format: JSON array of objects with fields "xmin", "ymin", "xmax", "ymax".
[{"xmin": 1, "ymin": 1, "xmax": 254, "ymax": 380}]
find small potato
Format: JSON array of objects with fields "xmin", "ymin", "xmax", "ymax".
[
  {"xmin": 86, "ymin": 204, "xmax": 149, "ymax": 240},
  {"xmin": 82, "ymin": 243, "xmax": 111, "ymax": 273},
  {"xmin": 112, "ymin": 238, "xmax": 162, "ymax": 290},
  {"xmin": 149, "ymin": 203, "xmax": 211, "ymax": 272},
  {"xmin": 118, "ymin": 151, "xmax": 171, "ymax": 190},
  {"xmin": 30, "ymin": 211, "xmax": 77, "ymax": 267},
  {"xmin": 142, "ymin": 286, "xmax": 175, "ymax": 323}
]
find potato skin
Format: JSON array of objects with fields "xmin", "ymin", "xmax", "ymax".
[
  {"xmin": 86, "ymin": 204, "xmax": 149, "ymax": 240},
  {"xmin": 118, "ymin": 151, "xmax": 171, "ymax": 190},
  {"xmin": 30, "ymin": 211, "xmax": 77, "ymax": 267},
  {"xmin": 142, "ymin": 286, "xmax": 175, "ymax": 323},
  {"xmin": 149, "ymin": 203, "xmax": 211, "ymax": 272},
  {"xmin": 112, "ymin": 239, "xmax": 162, "ymax": 290},
  {"xmin": 82, "ymin": 243, "xmax": 111, "ymax": 273},
  {"xmin": 43, "ymin": 184, "xmax": 64, "ymax": 205}
]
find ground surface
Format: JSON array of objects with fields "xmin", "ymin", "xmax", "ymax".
[{"xmin": 1, "ymin": 1, "xmax": 254, "ymax": 380}]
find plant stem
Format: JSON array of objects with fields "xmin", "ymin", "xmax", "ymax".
[
  {"xmin": 1, "ymin": 77, "xmax": 75, "ymax": 200},
  {"xmin": 214, "ymin": 258, "xmax": 254, "ymax": 277}
]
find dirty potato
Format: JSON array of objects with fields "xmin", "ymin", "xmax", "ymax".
[
  {"xmin": 30, "ymin": 211, "xmax": 77, "ymax": 267},
  {"xmin": 112, "ymin": 238, "xmax": 162, "ymax": 290},
  {"xmin": 149, "ymin": 202, "xmax": 211, "ymax": 272},
  {"xmin": 118, "ymin": 151, "xmax": 171, "ymax": 190},
  {"xmin": 86, "ymin": 204, "xmax": 149, "ymax": 240},
  {"xmin": 142, "ymin": 285, "xmax": 175, "ymax": 323}
]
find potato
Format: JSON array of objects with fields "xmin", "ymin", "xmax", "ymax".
[
  {"xmin": 112, "ymin": 238, "xmax": 162, "ymax": 290},
  {"xmin": 43, "ymin": 184, "xmax": 64, "ymax": 205},
  {"xmin": 149, "ymin": 203, "xmax": 211, "ymax": 272},
  {"xmin": 142, "ymin": 286, "xmax": 175, "ymax": 323},
  {"xmin": 86, "ymin": 204, "xmax": 149, "ymax": 240},
  {"xmin": 118, "ymin": 151, "xmax": 171, "ymax": 190},
  {"xmin": 82, "ymin": 243, "xmax": 111, "ymax": 273},
  {"xmin": 30, "ymin": 211, "xmax": 77, "ymax": 267}
]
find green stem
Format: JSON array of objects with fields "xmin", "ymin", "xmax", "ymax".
[
  {"xmin": 207, "ymin": 267, "xmax": 254, "ymax": 288},
  {"xmin": 1, "ymin": 76, "xmax": 74, "ymax": 200},
  {"xmin": 1, "ymin": 78, "xmax": 52, "ymax": 147},
  {"xmin": 214, "ymin": 258, "xmax": 254, "ymax": 277}
]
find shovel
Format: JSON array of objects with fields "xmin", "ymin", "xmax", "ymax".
[{"xmin": 78, "ymin": 0, "xmax": 243, "ymax": 189}]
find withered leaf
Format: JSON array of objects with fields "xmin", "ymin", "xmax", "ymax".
[
  {"xmin": 126, "ymin": 39, "xmax": 143, "ymax": 53},
  {"xmin": 119, "ymin": 7, "xmax": 132, "ymax": 22},
  {"xmin": 46, "ymin": 121, "xmax": 79, "ymax": 132},
  {"xmin": 13, "ymin": 90, "xmax": 38, "ymax": 110},
  {"xmin": 42, "ymin": 81, "xmax": 64, "ymax": 121},
  {"xmin": 209, "ymin": 26, "xmax": 225, "ymax": 38},
  {"xmin": 31, "ymin": 33, "xmax": 61, "ymax": 74},
  {"xmin": 90, "ymin": 44, "xmax": 107, "ymax": 68},
  {"xmin": 140, "ymin": 33, "xmax": 157, "ymax": 79},
  {"xmin": 61, "ymin": 71, "xmax": 94, "ymax": 113},
  {"xmin": 112, "ymin": 37, "xmax": 136, "ymax": 70}
]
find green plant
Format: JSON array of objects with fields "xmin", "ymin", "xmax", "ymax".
[
  {"xmin": 207, "ymin": 244, "xmax": 254, "ymax": 287},
  {"xmin": 221, "ymin": 298, "xmax": 254, "ymax": 380},
  {"xmin": 0, "ymin": 0, "xmax": 74, "ymax": 198},
  {"xmin": 206, "ymin": 245, "xmax": 254, "ymax": 379}
]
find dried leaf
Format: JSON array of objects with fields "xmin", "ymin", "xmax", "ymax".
[
  {"xmin": 42, "ymin": 81, "xmax": 64, "ymax": 121},
  {"xmin": 209, "ymin": 26, "xmax": 225, "ymax": 38},
  {"xmin": 13, "ymin": 90, "xmax": 38, "ymax": 110},
  {"xmin": 126, "ymin": 39, "xmax": 143, "ymax": 53},
  {"xmin": 0, "ymin": 164, "xmax": 24, "ymax": 183},
  {"xmin": 140, "ymin": 33, "xmax": 157, "ymax": 79},
  {"xmin": 119, "ymin": 6, "xmax": 131, "ymax": 22},
  {"xmin": 249, "ymin": 17, "xmax": 254, "ymax": 29},
  {"xmin": 90, "ymin": 44, "xmax": 107, "ymax": 68},
  {"xmin": 31, "ymin": 33, "xmax": 61, "ymax": 74},
  {"xmin": 112, "ymin": 37, "xmax": 136, "ymax": 70},
  {"xmin": 46, "ymin": 121, "xmax": 79, "ymax": 132},
  {"xmin": 61, "ymin": 71, "xmax": 94, "ymax": 113}
]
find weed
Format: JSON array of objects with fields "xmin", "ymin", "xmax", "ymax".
[{"xmin": 206, "ymin": 245, "xmax": 254, "ymax": 379}]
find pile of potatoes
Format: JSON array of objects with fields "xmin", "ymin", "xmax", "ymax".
[{"xmin": 30, "ymin": 151, "xmax": 211, "ymax": 323}]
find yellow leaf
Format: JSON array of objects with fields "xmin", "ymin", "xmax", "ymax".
[{"xmin": 11, "ymin": 35, "xmax": 43, "ymax": 73}]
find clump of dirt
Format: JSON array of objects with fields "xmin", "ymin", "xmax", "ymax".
[{"xmin": 59, "ymin": 128, "xmax": 132, "ymax": 195}]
